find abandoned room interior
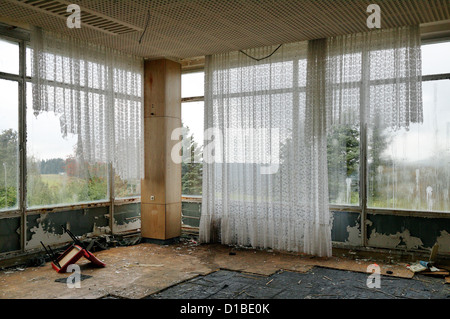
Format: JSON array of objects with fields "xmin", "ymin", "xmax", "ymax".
[{"xmin": 0, "ymin": 0, "xmax": 450, "ymax": 305}]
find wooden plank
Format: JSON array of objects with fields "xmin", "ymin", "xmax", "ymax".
[{"xmin": 421, "ymin": 271, "xmax": 450, "ymax": 277}]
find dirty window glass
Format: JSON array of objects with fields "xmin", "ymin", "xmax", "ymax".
[
  {"xmin": 26, "ymin": 82, "xmax": 108, "ymax": 207},
  {"xmin": 367, "ymin": 41, "xmax": 450, "ymax": 212},
  {"xmin": 182, "ymin": 71, "xmax": 204, "ymax": 98},
  {"xmin": 0, "ymin": 38, "xmax": 19, "ymax": 75},
  {"xmin": 368, "ymin": 79, "xmax": 450, "ymax": 211},
  {"xmin": 328, "ymin": 123, "xmax": 360, "ymax": 206},
  {"xmin": 0, "ymin": 79, "xmax": 19, "ymax": 211},
  {"xmin": 181, "ymin": 101, "xmax": 204, "ymax": 196}
]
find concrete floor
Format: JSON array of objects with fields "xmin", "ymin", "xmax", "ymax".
[{"xmin": 0, "ymin": 238, "xmax": 449, "ymax": 299}]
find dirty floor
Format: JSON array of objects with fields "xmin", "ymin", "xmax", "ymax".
[
  {"xmin": 148, "ymin": 268, "xmax": 450, "ymax": 299},
  {"xmin": 1, "ymin": 239, "xmax": 449, "ymax": 299}
]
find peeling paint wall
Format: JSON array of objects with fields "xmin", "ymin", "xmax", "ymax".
[
  {"xmin": 437, "ymin": 230, "xmax": 450, "ymax": 251},
  {"xmin": 182, "ymin": 204, "xmax": 450, "ymax": 255},
  {"xmin": 330, "ymin": 211, "xmax": 361, "ymax": 246},
  {"xmin": 26, "ymin": 207, "xmax": 110, "ymax": 250},
  {"xmin": 2, "ymin": 201, "xmax": 450, "ymax": 259},
  {"xmin": 367, "ymin": 228, "xmax": 424, "ymax": 250},
  {"xmin": 0, "ymin": 203, "xmax": 141, "ymax": 259},
  {"xmin": 367, "ymin": 214, "xmax": 450, "ymax": 254},
  {"xmin": 113, "ymin": 203, "xmax": 141, "ymax": 233}
]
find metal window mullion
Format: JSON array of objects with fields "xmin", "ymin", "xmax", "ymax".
[
  {"xmin": 359, "ymin": 49, "xmax": 369, "ymax": 248},
  {"xmin": 109, "ymin": 162, "xmax": 115, "ymax": 234},
  {"xmin": 18, "ymin": 39, "xmax": 27, "ymax": 252},
  {"xmin": 0, "ymin": 72, "xmax": 22, "ymax": 81},
  {"xmin": 107, "ymin": 65, "xmax": 115, "ymax": 235},
  {"xmin": 422, "ymin": 73, "xmax": 450, "ymax": 81}
]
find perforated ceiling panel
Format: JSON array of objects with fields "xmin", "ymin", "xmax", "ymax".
[{"xmin": 1, "ymin": 0, "xmax": 449, "ymax": 60}]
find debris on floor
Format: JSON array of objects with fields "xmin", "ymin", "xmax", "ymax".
[
  {"xmin": 407, "ymin": 262, "xmax": 428, "ymax": 273},
  {"xmin": 40, "ymin": 226, "xmax": 106, "ymax": 273},
  {"xmin": 1, "ymin": 238, "xmax": 450, "ymax": 299},
  {"xmin": 404, "ymin": 243, "xmax": 450, "ymax": 283},
  {"xmin": 149, "ymin": 267, "xmax": 450, "ymax": 299},
  {"xmin": 421, "ymin": 270, "xmax": 450, "ymax": 277},
  {"xmin": 1, "ymin": 232, "xmax": 142, "ymax": 275}
]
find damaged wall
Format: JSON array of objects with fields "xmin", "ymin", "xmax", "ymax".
[
  {"xmin": 2, "ymin": 201, "xmax": 450, "ymax": 259},
  {"xmin": 113, "ymin": 203, "xmax": 141, "ymax": 233},
  {"xmin": 330, "ymin": 211, "xmax": 361, "ymax": 246},
  {"xmin": 26, "ymin": 207, "xmax": 110, "ymax": 250},
  {"xmin": 367, "ymin": 214, "xmax": 450, "ymax": 253},
  {"xmin": 0, "ymin": 217, "xmax": 21, "ymax": 254},
  {"xmin": 0, "ymin": 202, "xmax": 141, "ymax": 258},
  {"xmin": 181, "ymin": 204, "xmax": 450, "ymax": 255}
]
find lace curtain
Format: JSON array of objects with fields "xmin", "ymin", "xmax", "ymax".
[
  {"xmin": 30, "ymin": 27, "xmax": 143, "ymax": 181},
  {"xmin": 326, "ymin": 25, "xmax": 423, "ymax": 130},
  {"xmin": 200, "ymin": 25, "xmax": 422, "ymax": 257}
]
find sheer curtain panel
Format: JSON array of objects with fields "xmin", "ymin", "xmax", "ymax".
[
  {"xmin": 200, "ymin": 42, "xmax": 333, "ymax": 256},
  {"xmin": 200, "ymin": 25, "xmax": 422, "ymax": 257},
  {"xmin": 30, "ymin": 27, "xmax": 143, "ymax": 181}
]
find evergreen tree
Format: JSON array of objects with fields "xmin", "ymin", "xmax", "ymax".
[
  {"xmin": 181, "ymin": 123, "xmax": 203, "ymax": 195},
  {"xmin": 368, "ymin": 113, "xmax": 390, "ymax": 202},
  {"xmin": 327, "ymin": 124, "xmax": 360, "ymax": 204},
  {"xmin": 0, "ymin": 129, "xmax": 18, "ymax": 208}
]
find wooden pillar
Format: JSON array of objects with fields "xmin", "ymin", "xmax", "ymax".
[{"xmin": 141, "ymin": 59, "xmax": 181, "ymax": 242}]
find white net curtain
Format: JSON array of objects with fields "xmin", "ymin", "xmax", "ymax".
[
  {"xmin": 200, "ymin": 26, "xmax": 422, "ymax": 257},
  {"xmin": 326, "ymin": 25, "xmax": 423, "ymax": 130},
  {"xmin": 30, "ymin": 27, "xmax": 144, "ymax": 182}
]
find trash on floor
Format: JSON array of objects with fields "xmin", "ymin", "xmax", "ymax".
[
  {"xmin": 429, "ymin": 243, "xmax": 439, "ymax": 263},
  {"xmin": 421, "ymin": 270, "xmax": 450, "ymax": 277},
  {"xmin": 407, "ymin": 263, "xmax": 428, "ymax": 273}
]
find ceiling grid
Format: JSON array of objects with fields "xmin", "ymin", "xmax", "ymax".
[{"xmin": 0, "ymin": 0, "xmax": 448, "ymax": 60}]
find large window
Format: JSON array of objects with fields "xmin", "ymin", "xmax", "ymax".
[
  {"xmin": 0, "ymin": 78, "xmax": 19, "ymax": 211},
  {"xmin": 0, "ymin": 38, "xmax": 19, "ymax": 75},
  {"xmin": 328, "ymin": 123, "xmax": 360, "ymax": 206},
  {"xmin": 0, "ymin": 38, "xmax": 20, "ymax": 212},
  {"xmin": 368, "ymin": 41, "xmax": 450, "ymax": 212},
  {"xmin": 0, "ymin": 30, "xmax": 142, "ymax": 213},
  {"xmin": 181, "ymin": 40, "xmax": 449, "ymax": 214},
  {"xmin": 26, "ymin": 83, "xmax": 108, "ymax": 207},
  {"xmin": 181, "ymin": 71, "xmax": 204, "ymax": 196}
]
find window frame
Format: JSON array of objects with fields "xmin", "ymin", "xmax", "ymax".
[
  {"xmin": 361, "ymin": 38, "xmax": 450, "ymax": 216},
  {"xmin": 0, "ymin": 25, "xmax": 142, "ymax": 253},
  {"xmin": 0, "ymin": 33, "xmax": 26, "ymax": 213},
  {"xmin": 181, "ymin": 69, "xmax": 205, "ymax": 202},
  {"xmin": 181, "ymin": 37, "xmax": 450, "ymax": 237}
]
